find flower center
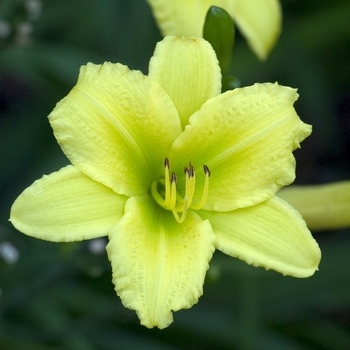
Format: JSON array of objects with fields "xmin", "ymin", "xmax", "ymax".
[{"xmin": 151, "ymin": 158, "xmax": 211, "ymax": 223}]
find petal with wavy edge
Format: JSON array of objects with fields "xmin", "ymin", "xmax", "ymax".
[
  {"xmin": 106, "ymin": 195, "xmax": 215, "ymax": 329},
  {"xmin": 10, "ymin": 165, "xmax": 127, "ymax": 242},
  {"xmin": 146, "ymin": 0, "xmax": 281, "ymax": 59},
  {"xmin": 169, "ymin": 83, "xmax": 311, "ymax": 212},
  {"xmin": 200, "ymin": 196, "xmax": 321, "ymax": 278},
  {"xmin": 231, "ymin": 0, "xmax": 281, "ymax": 60},
  {"xmin": 149, "ymin": 36, "xmax": 221, "ymax": 128},
  {"xmin": 49, "ymin": 62, "xmax": 181, "ymax": 197}
]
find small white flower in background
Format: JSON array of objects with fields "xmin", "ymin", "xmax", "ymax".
[
  {"xmin": 25, "ymin": 0, "xmax": 43, "ymax": 21},
  {"xmin": 0, "ymin": 20, "xmax": 11, "ymax": 38},
  {"xmin": 0, "ymin": 241, "xmax": 20, "ymax": 264},
  {"xmin": 88, "ymin": 238, "xmax": 107, "ymax": 255}
]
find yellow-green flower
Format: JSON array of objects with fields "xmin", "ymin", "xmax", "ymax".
[
  {"xmin": 10, "ymin": 36, "xmax": 320, "ymax": 329},
  {"xmin": 147, "ymin": 0, "xmax": 282, "ymax": 59}
]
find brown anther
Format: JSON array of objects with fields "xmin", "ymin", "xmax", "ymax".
[
  {"xmin": 203, "ymin": 165, "xmax": 211, "ymax": 177},
  {"xmin": 188, "ymin": 162, "xmax": 195, "ymax": 177},
  {"xmin": 164, "ymin": 158, "xmax": 170, "ymax": 169},
  {"xmin": 171, "ymin": 172, "xmax": 177, "ymax": 183}
]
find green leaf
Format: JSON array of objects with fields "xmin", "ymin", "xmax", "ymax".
[{"xmin": 203, "ymin": 6, "xmax": 235, "ymax": 73}]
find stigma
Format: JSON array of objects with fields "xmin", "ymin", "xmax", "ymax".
[{"xmin": 151, "ymin": 158, "xmax": 211, "ymax": 223}]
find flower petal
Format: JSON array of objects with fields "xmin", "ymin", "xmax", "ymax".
[
  {"xmin": 200, "ymin": 196, "xmax": 321, "ymax": 278},
  {"xmin": 230, "ymin": 0, "xmax": 282, "ymax": 60},
  {"xmin": 147, "ymin": 0, "xmax": 281, "ymax": 59},
  {"xmin": 169, "ymin": 83, "xmax": 311, "ymax": 212},
  {"xmin": 148, "ymin": 36, "xmax": 221, "ymax": 128},
  {"xmin": 49, "ymin": 62, "xmax": 182, "ymax": 197},
  {"xmin": 147, "ymin": 0, "xmax": 235, "ymax": 37},
  {"xmin": 106, "ymin": 195, "xmax": 215, "ymax": 329},
  {"xmin": 279, "ymin": 181, "xmax": 350, "ymax": 231},
  {"xmin": 10, "ymin": 165, "xmax": 126, "ymax": 242}
]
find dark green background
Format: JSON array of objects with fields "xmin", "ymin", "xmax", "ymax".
[{"xmin": 1, "ymin": 0, "xmax": 350, "ymax": 349}]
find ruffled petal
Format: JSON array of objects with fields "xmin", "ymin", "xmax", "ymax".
[
  {"xmin": 169, "ymin": 83, "xmax": 311, "ymax": 212},
  {"xmin": 10, "ymin": 165, "xmax": 127, "ymax": 242},
  {"xmin": 49, "ymin": 62, "xmax": 181, "ymax": 197},
  {"xmin": 149, "ymin": 36, "xmax": 221, "ymax": 128},
  {"xmin": 200, "ymin": 196, "xmax": 321, "ymax": 278},
  {"xmin": 279, "ymin": 181, "xmax": 350, "ymax": 231},
  {"xmin": 106, "ymin": 195, "xmax": 215, "ymax": 329},
  {"xmin": 230, "ymin": 0, "xmax": 281, "ymax": 60}
]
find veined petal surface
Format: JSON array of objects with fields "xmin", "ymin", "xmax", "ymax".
[
  {"xmin": 200, "ymin": 196, "xmax": 321, "ymax": 277},
  {"xmin": 10, "ymin": 165, "xmax": 126, "ymax": 242},
  {"xmin": 49, "ymin": 62, "xmax": 182, "ymax": 197},
  {"xmin": 106, "ymin": 195, "xmax": 215, "ymax": 329},
  {"xmin": 231, "ymin": 0, "xmax": 281, "ymax": 60},
  {"xmin": 149, "ymin": 36, "xmax": 221, "ymax": 128},
  {"xmin": 169, "ymin": 83, "xmax": 311, "ymax": 212}
]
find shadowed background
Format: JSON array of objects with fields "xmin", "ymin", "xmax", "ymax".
[{"xmin": 1, "ymin": 0, "xmax": 350, "ymax": 349}]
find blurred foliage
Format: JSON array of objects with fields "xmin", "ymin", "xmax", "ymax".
[{"xmin": 0, "ymin": 0, "xmax": 350, "ymax": 349}]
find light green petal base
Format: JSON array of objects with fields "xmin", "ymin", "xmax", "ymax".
[
  {"xmin": 10, "ymin": 165, "xmax": 127, "ymax": 242},
  {"xmin": 200, "ymin": 196, "xmax": 321, "ymax": 278},
  {"xmin": 106, "ymin": 195, "xmax": 215, "ymax": 329}
]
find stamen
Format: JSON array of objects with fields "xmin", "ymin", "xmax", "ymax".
[
  {"xmin": 152, "ymin": 159, "xmax": 211, "ymax": 223},
  {"xmin": 172, "ymin": 196, "xmax": 189, "ymax": 223},
  {"xmin": 164, "ymin": 158, "xmax": 171, "ymax": 207},
  {"xmin": 170, "ymin": 172, "xmax": 177, "ymax": 210},
  {"xmin": 184, "ymin": 162, "xmax": 195, "ymax": 209},
  {"xmin": 190, "ymin": 165, "xmax": 211, "ymax": 210}
]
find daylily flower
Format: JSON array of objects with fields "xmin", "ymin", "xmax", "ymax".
[
  {"xmin": 10, "ymin": 36, "xmax": 320, "ymax": 329},
  {"xmin": 147, "ymin": 0, "xmax": 282, "ymax": 60}
]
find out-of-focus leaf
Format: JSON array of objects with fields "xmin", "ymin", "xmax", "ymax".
[{"xmin": 203, "ymin": 6, "xmax": 234, "ymax": 73}]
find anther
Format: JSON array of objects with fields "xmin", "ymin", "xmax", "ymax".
[
  {"xmin": 189, "ymin": 162, "xmax": 195, "ymax": 177},
  {"xmin": 190, "ymin": 164, "xmax": 211, "ymax": 210},
  {"xmin": 171, "ymin": 172, "xmax": 177, "ymax": 183},
  {"xmin": 203, "ymin": 165, "xmax": 211, "ymax": 177},
  {"xmin": 164, "ymin": 158, "xmax": 170, "ymax": 169}
]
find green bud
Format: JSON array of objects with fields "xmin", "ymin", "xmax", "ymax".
[{"xmin": 203, "ymin": 6, "xmax": 235, "ymax": 73}]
